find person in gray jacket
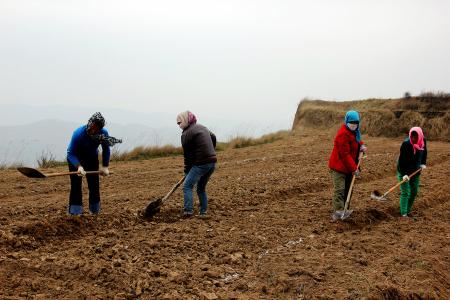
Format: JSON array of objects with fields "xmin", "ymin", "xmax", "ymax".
[{"xmin": 177, "ymin": 111, "xmax": 217, "ymax": 218}]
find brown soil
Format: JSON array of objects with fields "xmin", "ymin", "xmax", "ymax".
[{"xmin": 1, "ymin": 130, "xmax": 449, "ymax": 299}]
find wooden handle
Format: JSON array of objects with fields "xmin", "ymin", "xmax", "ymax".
[
  {"xmin": 382, "ymin": 168, "xmax": 422, "ymax": 197},
  {"xmin": 343, "ymin": 152, "xmax": 364, "ymax": 211},
  {"xmin": 46, "ymin": 170, "xmax": 113, "ymax": 177},
  {"xmin": 161, "ymin": 176, "xmax": 186, "ymax": 203}
]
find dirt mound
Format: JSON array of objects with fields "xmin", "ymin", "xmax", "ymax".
[{"xmin": 292, "ymin": 96, "xmax": 450, "ymax": 141}]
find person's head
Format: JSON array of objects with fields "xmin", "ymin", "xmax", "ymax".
[
  {"xmin": 345, "ymin": 110, "xmax": 360, "ymax": 131},
  {"xmin": 87, "ymin": 112, "xmax": 105, "ymax": 135},
  {"xmin": 409, "ymin": 126, "xmax": 424, "ymax": 146},
  {"xmin": 176, "ymin": 111, "xmax": 197, "ymax": 130}
]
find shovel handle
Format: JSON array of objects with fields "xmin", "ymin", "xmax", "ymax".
[
  {"xmin": 45, "ymin": 171, "xmax": 113, "ymax": 177},
  {"xmin": 382, "ymin": 168, "xmax": 422, "ymax": 197},
  {"xmin": 342, "ymin": 152, "xmax": 364, "ymax": 212},
  {"xmin": 161, "ymin": 176, "xmax": 186, "ymax": 202}
]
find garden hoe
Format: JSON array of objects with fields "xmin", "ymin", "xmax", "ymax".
[
  {"xmin": 332, "ymin": 152, "xmax": 365, "ymax": 221},
  {"xmin": 370, "ymin": 168, "xmax": 422, "ymax": 201},
  {"xmin": 144, "ymin": 175, "xmax": 186, "ymax": 218},
  {"xmin": 17, "ymin": 167, "xmax": 109, "ymax": 178}
]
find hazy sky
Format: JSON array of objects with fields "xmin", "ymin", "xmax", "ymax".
[{"xmin": 1, "ymin": 0, "xmax": 449, "ymax": 129}]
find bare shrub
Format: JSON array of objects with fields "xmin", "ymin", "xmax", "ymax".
[
  {"xmin": 36, "ymin": 150, "xmax": 62, "ymax": 168},
  {"xmin": 109, "ymin": 147, "xmax": 123, "ymax": 161}
]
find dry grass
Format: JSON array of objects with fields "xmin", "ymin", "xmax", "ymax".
[
  {"xmin": 292, "ymin": 94, "xmax": 450, "ymax": 141},
  {"xmin": 227, "ymin": 130, "xmax": 291, "ymax": 149},
  {"xmin": 111, "ymin": 131, "xmax": 291, "ymax": 162},
  {"xmin": 110, "ymin": 145, "xmax": 183, "ymax": 161}
]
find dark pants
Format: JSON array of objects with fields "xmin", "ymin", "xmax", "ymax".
[
  {"xmin": 330, "ymin": 169, "xmax": 353, "ymax": 211},
  {"xmin": 68, "ymin": 158, "xmax": 100, "ymax": 215}
]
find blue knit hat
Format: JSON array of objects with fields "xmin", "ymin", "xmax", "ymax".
[{"xmin": 345, "ymin": 110, "xmax": 361, "ymax": 142}]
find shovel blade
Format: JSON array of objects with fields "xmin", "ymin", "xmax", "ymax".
[
  {"xmin": 370, "ymin": 191, "xmax": 388, "ymax": 201},
  {"xmin": 17, "ymin": 167, "xmax": 46, "ymax": 178},
  {"xmin": 332, "ymin": 209, "xmax": 354, "ymax": 221},
  {"xmin": 144, "ymin": 198, "xmax": 162, "ymax": 218}
]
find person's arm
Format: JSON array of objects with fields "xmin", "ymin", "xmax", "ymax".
[
  {"xmin": 67, "ymin": 130, "xmax": 81, "ymax": 167},
  {"xmin": 181, "ymin": 131, "xmax": 193, "ymax": 174},
  {"xmin": 100, "ymin": 129, "xmax": 110, "ymax": 167},
  {"xmin": 210, "ymin": 131, "xmax": 217, "ymax": 149},
  {"xmin": 421, "ymin": 139, "xmax": 427, "ymax": 166},
  {"xmin": 397, "ymin": 141, "xmax": 409, "ymax": 175}
]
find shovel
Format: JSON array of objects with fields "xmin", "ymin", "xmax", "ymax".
[
  {"xmin": 370, "ymin": 168, "xmax": 422, "ymax": 201},
  {"xmin": 17, "ymin": 167, "xmax": 110, "ymax": 178},
  {"xmin": 332, "ymin": 152, "xmax": 365, "ymax": 220},
  {"xmin": 143, "ymin": 175, "xmax": 186, "ymax": 218}
]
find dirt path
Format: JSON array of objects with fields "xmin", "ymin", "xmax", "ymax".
[{"xmin": 1, "ymin": 131, "xmax": 449, "ymax": 299}]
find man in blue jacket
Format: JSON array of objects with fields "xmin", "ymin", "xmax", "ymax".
[{"xmin": 67, "ymin": 112, "xmax": 121, "ymax": 215}]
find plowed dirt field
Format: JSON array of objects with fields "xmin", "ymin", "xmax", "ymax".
[{"xmin": 1, "ymin": 130, "xmax": 449, "ymax": 299}]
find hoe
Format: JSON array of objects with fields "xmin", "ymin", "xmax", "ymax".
[{"xmin": 370, "ymin": 168, "xmax": 422, "ymax": 201}]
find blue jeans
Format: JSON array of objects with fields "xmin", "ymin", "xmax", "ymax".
[{"xmin": 183, "ymin": 163, "xmax": 216, "ymax": 214}]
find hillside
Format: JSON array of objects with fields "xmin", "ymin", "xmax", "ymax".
[
  {"xmin": 1, "ymin": 129, "xmax": 449, "ymax": 299},
  {"xmin": 292, "ymin": 95, "xmax": 450, "ymax": 141}
]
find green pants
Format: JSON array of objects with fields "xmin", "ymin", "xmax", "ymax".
[
  {"xmin": 330, "ymin": 169, "xmax": 352, "ymax": 211},
  {"xmin": 397, "ymin": 171, "xmax": 420, "ymax": 215}
]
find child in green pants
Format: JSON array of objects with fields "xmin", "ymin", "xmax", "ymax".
[{"xmin": 397, "ymin": 127, "xmax": 427, "ymax": 217}]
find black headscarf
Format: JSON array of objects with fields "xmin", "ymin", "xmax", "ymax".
[{"xmin": 87, "ymin": 112, "xmax": 123, "ymax": 146}]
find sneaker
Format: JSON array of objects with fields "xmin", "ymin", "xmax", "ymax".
[
  {"xmin": 182, "ymin": 212, "xmax": 193, "ymax": 218},
  {"xmin": 198, "ymin": 213, "xmax": 209, "ymax": 220}
]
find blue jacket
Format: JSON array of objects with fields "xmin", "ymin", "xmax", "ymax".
[{"xmin": 67, "ymin": 125, "xmax": 110, "ymax": 167}]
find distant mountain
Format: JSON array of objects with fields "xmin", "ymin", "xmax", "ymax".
[
  {"xmin": 0, "ymin": 103, "xmax": 176, "ymax": 128},
  {"xmin": 0, "ymin": 104, "xmax": 290, "ymax": 166},
  {"xmin": 0, "ymin": 119, "xmax": 181, "ymax": 167}
]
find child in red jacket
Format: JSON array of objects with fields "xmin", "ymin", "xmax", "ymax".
[{"xmin": 328, "ymin": 110, "xmax": 367, "ymax": 217}]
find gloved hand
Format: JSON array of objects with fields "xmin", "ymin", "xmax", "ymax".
[
  {"xmin": 77, "ymin": 166, "xmax": 86, "ymax": 177},
  {"xmin": 100, "ymin": 166, "xmax": 109, "ymax": 176},
  {"xmin": 360, "ymin": 145, "xmax": 368, "ymax": 153},
  {"xmin": 402, "ymin": 175, "xmax": 410, "ymax": 182},
  {"xmin": 353, "ymin": 170, "xmax": 360, "ymax": 177},
  {"xmin": 420, "ymin": 164, "xmax": 426, "ymax": 170}
]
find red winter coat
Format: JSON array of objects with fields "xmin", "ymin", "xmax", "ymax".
[{"xmin": 328, "ymin": 124, "xmax": 364, "ymax": 174}]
